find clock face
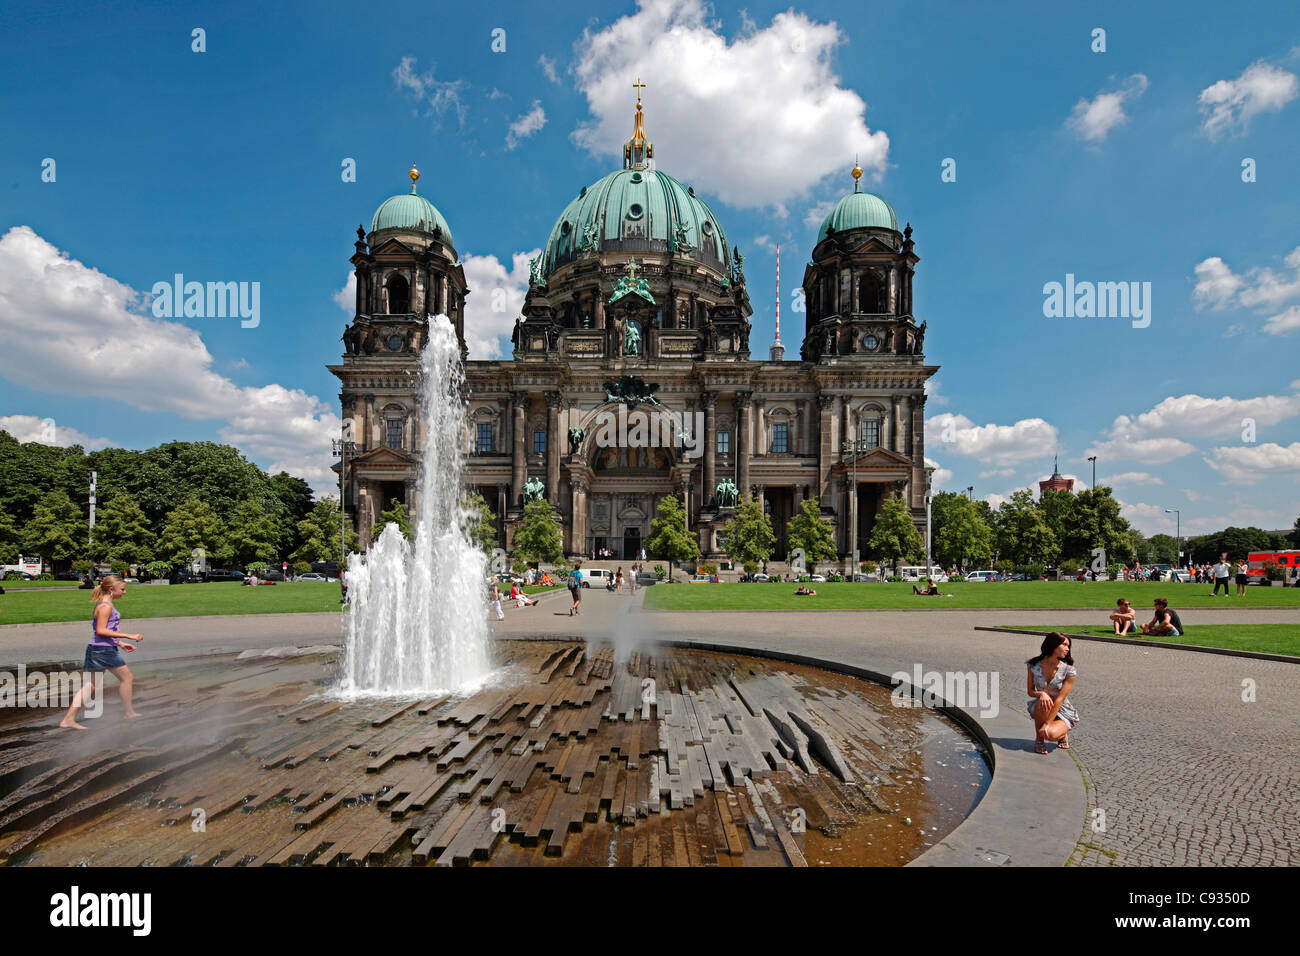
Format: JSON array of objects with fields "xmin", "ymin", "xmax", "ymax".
[
  {"xmin": 863, "ymin": 334, "xmax": 880, "ymax": 351},
  {"xmin": 387, "ymin": 334, "xmax": 404, "ymax": 351}
]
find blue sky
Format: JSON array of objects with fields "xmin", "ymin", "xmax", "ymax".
[{"xmin": 2, "ymin": 0, "xmax": 1298, "ymax": 537}]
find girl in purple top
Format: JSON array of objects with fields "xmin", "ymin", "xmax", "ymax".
[{"xmin": 60, "ymin": 574, "xmax": 143, "ymax": 729}]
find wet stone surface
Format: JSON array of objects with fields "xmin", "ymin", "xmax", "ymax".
[{"xmin": 0, "ymin": 642, "xmax": 988, "ymax": 867}]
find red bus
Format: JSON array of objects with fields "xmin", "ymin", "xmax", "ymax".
[{"xmin": 1246, "ymin": 550, "xmax": 1300, "ymax": 583}]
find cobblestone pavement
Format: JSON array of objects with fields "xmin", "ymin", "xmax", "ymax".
[
  {"xmin": 4, "ymin": 591, "xmax": 1295, "ymax": 866},
  {"xmin": 641, "ymin": 604, "xmax": 1299, "ymax": 867}
]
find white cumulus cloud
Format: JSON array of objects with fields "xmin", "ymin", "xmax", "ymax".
[
  {"xmin": 0, "ymin": 414, "xmax": 114, "ymax": 450},
  {"xmin": 392, "ymin": 56, "xmax": 469, "ymax": 127},
  {"xmin": 571, "ymin": 0, "xmax": 890, "ymax": 209},
  {"xmin": 1199, "ymin": 60, "xmax": 1299, "ymax": 140},
  {"xmin": 1066, "ymin": 74, "xmax": 1148, "ymax": 143},
  {"xmin": 0, "ymin": 226, "xmax": 341, "ymax": 494},
  {"xmin": 1192, "ymin": 246, "xmax": 1300, "ymax": 334},
  {"xmin": 924, "ymin": 413, "xmax": 1059, "ymax": 467},
  {"xmin": 461, "ymin": 249, "xmax": 539, "ymax": 360},
  {"xmin": 1099, "ymin": 472, "xmax": 1165, "ymax": 487},
  {"xmin": 506, "ymin": 100, "xmax": 547, "ymax": 150},
  {"xmin": 1203, "ymin": 442, "xmax": 1300, "ymax": 484}
]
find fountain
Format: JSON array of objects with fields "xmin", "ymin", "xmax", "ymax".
[{"xmin": 337, "ymin": 315, "xmax": 492, "ymax": 697}]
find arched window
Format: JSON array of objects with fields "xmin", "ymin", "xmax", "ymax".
[
  {"xmin": 385, "ymin": 274, "xmax": 410, "ymax": 314},
  {"xmin": 859, "ymin": 273, "xmax": 885, "ymax": 313},
  {"xmin": 383, "ymin": 404, "xmax": 406, "ymax": 450},
  {"xmin": 856, "ymin": 403, "xmax": 888, "ymax": 449}
]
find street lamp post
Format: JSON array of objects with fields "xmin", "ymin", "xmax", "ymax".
[
  {"xmin": 333, "ymin": 436, "xmax": 357, "ymax": 566},
  {"xmin": 840, "ymin": 424, "xmax": 872, "ymax": 568},
  {"xmin": 966, "ymin": 485, "xmax": 973, "ymax": 501},
  {"xmin": 924, "ymin": 466, "xmax": 936, "ymax": 578},
  {"xmin": 1087, "ymin": 455, "xmax": 1097, "ymax": 489},
  {"xmin": 1165, "ymin": 509, "xmax": 1181, "ymax": 569}
]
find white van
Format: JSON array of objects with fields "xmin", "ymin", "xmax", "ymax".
[
  {"xmin": 899, "ymin": 566, "xmax": 948, "ymax": 583},
  {"xmin": 964, "ymin": 570, "xmax": 1001, "ymax": 583},
  {"xmin": 577, "ymin": 568, "xmax": 612, "ymax": 589}
]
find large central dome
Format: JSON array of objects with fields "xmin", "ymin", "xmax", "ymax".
[{"xmin": 539, "ymin": 94, "xmax": 732, "ymax": 280}]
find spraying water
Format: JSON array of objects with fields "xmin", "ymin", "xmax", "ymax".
[{"xmin": 337, "ymin": 315, "xmax": 492, "ymax": 697}]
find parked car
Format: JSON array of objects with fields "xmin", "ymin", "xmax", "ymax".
[
  {"xmin": 2, "ymin": 571, "xmax": 35, "ymax": 581},
  {"xmin": 579, "ymin": 568, "xmax": 613, "ymax": 588},
  {"xmin": 297, "ymin": 572, "xmax": 329, "ymax": 582},
  {"xmin": 808, "ymin": 574, "xmax": 827, "ymax": 583},
  {"xmin": 689, "ymin": 574, "xmax": 717, "ymax": 583},
  {"xmin": 204, "ymin": 569, "xmax": 245, "ymax": 582},
  {"xmin": 899, "ymin": 566, "xmax": 949, "ymax": 583},
  {"xmin": 964, "ymin": 570, "xmax": 1001, "ymax": 583},
  {"xmin": 851, "ymin": 573, "xmax": 875, "ymax": 582},
  {"xmin": 750, "ymin": 573, "xmax": 771, "ymax": 582}
]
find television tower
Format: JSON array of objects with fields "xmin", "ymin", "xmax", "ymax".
[{"xmin": 770, "ymin": 243, "xmax": 785, "ymax": 361}]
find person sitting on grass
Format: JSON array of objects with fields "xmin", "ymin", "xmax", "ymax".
[
  {"xmin": 794, "ymin": 585, "xmax": 817, "ymax": 595},
  {"xmin": 912, "ymin": 577, "xmax": 940, "ymax": 596},
  {"xmin": 1140, "ymin": 597, "xmax": 1183, "ymax": 637},
  {"xmin": 1109, "ymin": 597, "xmax": 1136, "ymax": 635},
  {"xmin": 509, "ymin": 582, "xmax": 537, "ymax": 608}
]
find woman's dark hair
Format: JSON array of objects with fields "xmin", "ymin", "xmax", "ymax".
[{"xmin": 1027, "ymin": 631, "xmax": 1074, "ymax": 666}]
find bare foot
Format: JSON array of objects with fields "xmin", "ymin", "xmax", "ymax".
[
  {"xmin": 124, "ymin": 711, "xmax": 143, "ymax": 718},
  {"xmin": 59, "ymin": 719, "xmax": 89, "ymax": 730}
]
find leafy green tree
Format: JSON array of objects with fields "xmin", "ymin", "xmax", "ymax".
[
  {"xmin": 994, "ymin": 490, "xmax": 1059, "ymax": 566},
  {"xmin": 785, "ymin": 497, "xmax": 837, "ymax": 564},
  {"xmin": 292, "ymin": 496, "xmax": 357, "ymax": 564},
  {"xmin": 720, "ymin": 495, "xmax": 776, "ymax": 568},
  {"xmin": 0, "ymin": 508, "xmax": 20, "ymax": 564},
  {"xmin": 1038, "ymin": 488, "xmax": 1075, "ymax": 548},
  {"xmin": 157, "ymin": 497, "xmax": 225, "ymax": 565},
  {"xmin": 1142, "ymin": 534, "xmax": 1180, "ymax": 565},
  {"xmin": 866, "ymin": 495, "xmax": 924, "ymax": 574},
  {"xmin": 1061, "ymin": 486, "xmax": 1133, "ymax": 564},
  {"xmin": 268, "ymin": 471, "xmax": 315, "ymax": 556},
  {"xmin": 933, "ymin": 494, "xmax": 993, "ymax": 570},
  {"xmin": 225, "ymin": 499, "xmax": 283, "ymax": 566},
  {"xmin": 93, "ymin": 492, "xmax": 157, "ymax": 564},
  {"xmin": 21, "ymin": 490, "xmax": 84, "ymax": 565},
  {"xmin": 644, "ymin": 495, "xmax": 700, "ymax": 579},
  {"xmin": 512, "ymin": 499, "xmax": 564, "ymax": 564},
  {"xmin": 376, "ymin": 499, "xmax": 412, "ymax": 540},
  {"xmin": 462, "ymin": 492, "xmax": 499, "ymax": 555}
]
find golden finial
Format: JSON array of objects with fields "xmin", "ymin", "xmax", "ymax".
[
  {"xmin": 625, "ymin": 79, "xmax": 652, "ymax": 168},
  {"xmin": 633, "ymin": 77, "xmax": 646, "ymax": 105},
  {"xmin": 851, "ymin": 156, "xmax": 862, "ymax": 192},
  {"xmin": 409, "ymin": 162, "xmax": 420, "ymax": 192}
]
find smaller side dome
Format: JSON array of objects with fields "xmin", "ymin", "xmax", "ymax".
[
  {"xmin": 370, "ymin": 165, "xmax": 455, "ymax": 246},
  {"xmin": 817, "ymin": 190, "xmax": 899, "ymax": 243}
]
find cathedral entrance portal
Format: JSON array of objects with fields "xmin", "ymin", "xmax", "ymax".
[{"xmin": 622, "ymin": 526, "xmax": 641, "ymax": 561}]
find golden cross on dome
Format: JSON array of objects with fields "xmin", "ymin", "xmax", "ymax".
[{"xmin": 633, "ymin": 78, "xmax": 646, "ymax": 104}]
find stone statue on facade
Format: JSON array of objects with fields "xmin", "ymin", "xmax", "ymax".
[
  {"xmin": 524, "ymin": 476, "xmax": 545, "ymax": 502},
  {"xmin": 715, "ymin": 477, "xmax": 739, "ymax": 509},
  {"xmin": 568, "ymin": 426, "xmax": 585, "ymax": 455},
  {"xmin": 624, "ymin": 321, "xmax": 641, "ymax": 356}
]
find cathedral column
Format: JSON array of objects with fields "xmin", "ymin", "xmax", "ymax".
[
  {"xmin": 882, "ymin": 399, "xmax": 893, "ymax": 452},
  {"xmin": 911, "ymin": 393, "xmax": 926, "ymax": 508},
  {"xmin": 736, "ymin": 391, "xmax": 753, "ymax": 498},
  {"xmin": 900, "ymin": 395, "xmax": 913, "ymax": 464},
  {"xmin": 817, "ymin": 394, "xmax": 836, "ymax": 501},
  {"xmin": 511, "ymin": 393, "xmax": 528, "ymax": 508},
  {"xmin": 679, "ymin": 477, "xmax": 691, "ymax": 528},
  {"xmin": 496, "ymin": 483, "xmax": 508, "ymax": 545},
  {"xmin": 545, "ymin": 391, "xmax": 562, "ymax": 505},
  {"xmin": 404, "ymin": 477, "xmax": 417, "ymax": 523},
  {"xmin": 893, "ymin": 397, "xmax": 906, "ymax": 455},
  {"xmin": 889, "ymin": 268, "xmax": 899, "ymax": 315},
  {"xmin": 570, "ymin": 478, "xmax": 588, "ymax": 555},
  {"xmin": 702, "ymin": 391, "xmax": 717, "ymax": 506},
  {"xmin": 754, "ymin": 398, "xmax": 766, "ymax": 456},
  {"xmin": 594, "ymin": 292, "xmax": 605, "ymax": 330}
]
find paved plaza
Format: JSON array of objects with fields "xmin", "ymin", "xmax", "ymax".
[{"xmin": 4, "ymin": 589, "xmax": 1296, "ymax": 866}]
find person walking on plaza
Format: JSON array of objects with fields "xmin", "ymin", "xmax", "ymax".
[
  {"xmin": 1211, "ymin": 554, "xmax": 1232, "ymax": 596},
  {"xmin": 60, "ymin": 574, "xmax": 143, "ymax": 730},
  {"xmin": 1235, "ymin": 559, "xmax": 1250, "ymax": 596},
  {"xmin": 628, "ymin": 563, "xmax": 638, "ymax": 594},
  {"xmin": 488, "ymin": 581, "xmax": 505, "ymax": 620},
  {"xmin": 1026, "ymin": 632, "xmax": 1078, "ymax": 754},
  {"xmin": 615, "ymin": 566, "xmax": 624, "ymax": 593},
  {"xmin": 568, "ymin": 562, "xmax": 584, "ymax": 616}
]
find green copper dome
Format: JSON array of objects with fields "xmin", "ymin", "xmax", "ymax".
[
  {"xmin": 817, "ymin": 190, "xmax": 899, "ymax": 242},
  {"xmin": 540, "ymin": 167, "xmax": 732, "ymax": 277},
  {"xmin": 370, "ymin": 189, "xmax": 454, "ymax": 246}
]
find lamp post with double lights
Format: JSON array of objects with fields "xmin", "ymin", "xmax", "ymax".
[
  {"xmin": 332, "ymin": 435, "xmax": 357, "ymax": 567},
  {"xmin": 1165, "ymin": 508, "xmax": 1181, "ymax": 570},
  {"xmin": 924, "ymin": 466, "xmax": 936, "ymax": 580},
  {"xmin": 840, "ymin": 430, "xmax": 873, "ymax": 565}
]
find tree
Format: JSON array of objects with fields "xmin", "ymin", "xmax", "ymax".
[
  {"xmin": 644, "ymin": 495, "xmax": 700, "ymax": 579},
  {"xmin": 1061, "ymin": 486, "xmax": 1133, "ymax": 565},
  {"xmin": 866, "ymin": 495, "xmax": 924, "ymax": 574},
  {"xmin": 994, "ymin": 490, "xmax": 1059, "ymax": 566},
  {"xmin": 291, "ymin": 496, "xmax": 357, "ymax": 565},
  {"xmin": 156, "ymin": 497, "xmax": 225, "ymax": 565},
  {"xmin": 268, "ymin": 471, "xmax": 315, "ymax": 556},
  {"xmin": 1291, "ymin": 515, "xmax": 1300, "ymax": 549},
  {"xmin": 933, "ymin": 494, "xmax": 993, "ymax": 570},
  {"xmin": 1143, "ymin": 534, "xmax": 1180, "ymax": 565},
  {"xmin": 720, "ymin": 495, "xmax": 776, "ymax": 568},
  {"xmin": 21, "ymin": 490, "xmax": 84, "ymax": 566},
  {"xmin": 0, "ymin": 508, "xmax": 20, "ymax": 564},
  {"xmin": 94, "ymin": 492, "xmax": 156, "ymax": 564},
  {"xmin": 512, "ymin": 499, "xmax": 564, "ymax": 564},
  {"xmin": 785, "ymin": 497, "xmax": 837, "ymax": 566},
  {"xmin": 462, "ymin": 492, "xmax": 499, "ymax": 556},
  {"xmin": 225, "ymin": 499, "xmax": 283, "ymax": 566},
  {"xmin": 376, "ymin": 499, "xmax": 412, "ymax": 540},
  {"xmin": 1038, "ymin": 488, "xmax": 1075, "ymax": 549}
]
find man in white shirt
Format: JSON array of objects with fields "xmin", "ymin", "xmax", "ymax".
[{"xmin": 1211, "ymin": 554, "xmax": 1232, "ymax": 596}]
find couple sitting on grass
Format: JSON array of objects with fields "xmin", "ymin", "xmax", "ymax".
[{"xmin": 1109, "ymin": 597, "xmax": 1183, "ymax": 637}]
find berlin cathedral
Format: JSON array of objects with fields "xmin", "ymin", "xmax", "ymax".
[{"xmin": 329, "ymin": 89, "xmax": 937, "ymax": 564}]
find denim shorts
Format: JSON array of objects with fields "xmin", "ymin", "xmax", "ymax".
[{"xmin": 84, "ymin": 643, "xmax": 126, "ymax": 671}]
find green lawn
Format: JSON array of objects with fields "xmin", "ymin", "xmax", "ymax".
[
  {"xmin": 0, "ymin": 581, "xmax": 343, "ymax": 625},
  {"xmin": 1010, "ymin": 623, "xmax": 1300, "ymax": 658},
  {"xmin": 1, "ymin": 580, "xmax": 83, "ymax": 589},
  {"xmin": 642, "ymin": 580, "xmax": 1300, "ymax": 611}
]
